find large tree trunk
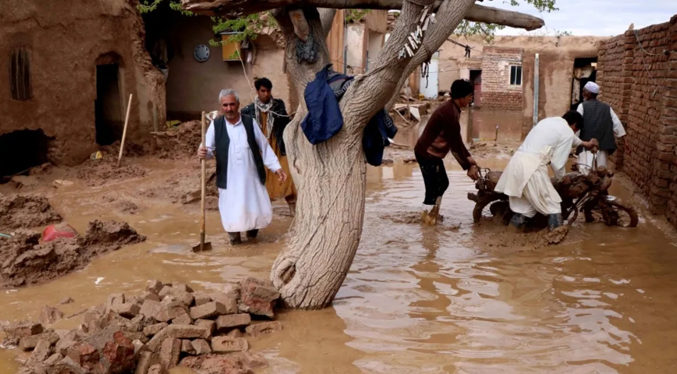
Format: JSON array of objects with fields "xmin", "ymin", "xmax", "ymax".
[
  {"xmin": 269, "ymin": 8, "xmax": 368, "ymax": 308},
  {"xmin": 269, "ymin": 0, "xmax": 477, "ymax": 309},
  {"xmin": 181, "ymin": 0, "xmax": 544, "ymax": 310}
]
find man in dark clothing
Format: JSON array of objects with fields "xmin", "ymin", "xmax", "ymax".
[
  {"xmin": 415, "ymin": 79, "xmax": 480, "ymax": 225},
  {"xmin": 241, "ymin": 78, "xmax": 297, "ymax": 216},
  {"xmin": 576, "ymin": 81, "xmax": 630, "ymax": 174}
]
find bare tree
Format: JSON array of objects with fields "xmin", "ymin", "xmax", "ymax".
[{"xmin": 181, "ymin": 0, "xmax": 544, "ymax": 309}]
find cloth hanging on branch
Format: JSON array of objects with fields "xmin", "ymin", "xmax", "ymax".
[
  {"xmin": 301, "ymin": 64, "xmax": 345, "ymax": 145},
  {"xmin": 301, "ymin": 65, "xmax": 397, "ymax": 166},
  {"xmin": 421, "ymin": 62, "xmax": 430, "ymax": 88}
]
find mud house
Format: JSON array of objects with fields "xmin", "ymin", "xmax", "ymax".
[
  {"xmin": 0, "ymin": 1, "xmax": 356, "ymax": 180},
  {"xmin": 0, "ymin": 0, "xmax": 166, "ymax": 178},
  {"xmin": 596, "ymin": 15, "xmax": 677, "ymax": 224},
  {"xmin": 143, "ymin": 7, "xmax": 354, "ymax": 121},
  {"xmin": 430, "ymin": 35, "xmax": 608, "ymax": 138}
]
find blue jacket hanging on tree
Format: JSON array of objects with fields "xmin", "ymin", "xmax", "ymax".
[
  {"xmin": 301, "ymin": 65, "xmax": 345, "ymax": 145},
  {"xmin": 301, "ymin": 64, "xmax": 397, "ymax": 166}
]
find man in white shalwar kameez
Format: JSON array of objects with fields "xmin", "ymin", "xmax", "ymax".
[
  {"xmin": 576, "ymin": 82, "xmax": 630, "ymax": 175},
  {"xmin": 495, "ymin": 111, "xmax": 598, "ymax": 231},
  {"xmin": 198, "ymin": 89, "xmax": 287, "ymax": 245}
]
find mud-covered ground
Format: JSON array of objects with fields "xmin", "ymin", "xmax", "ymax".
[
  {"xmin": 0, "ymin": 119, "xmax": 676, "ymax": 374},
  {"xmin": 1, "ymin": 220, "xmax": 145, "ymax": 288}
]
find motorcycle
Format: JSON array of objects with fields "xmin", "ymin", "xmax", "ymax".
[{"xmin": 467, "ymin": 163, "xmax": 638, "ymax": 228}]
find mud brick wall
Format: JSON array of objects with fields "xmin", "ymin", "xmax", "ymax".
[
  {"xmin": 480, "ymin": 47, "xmax": 524, "ymax": 110},
  {"xmin": 597, "ymin": 15, "xmax": 677, "ymax": 220},
  {"xmin": 0, "ymin": 0, "xmax": 165, "ymax": 166},
  {"xmin": 597, "ymin": 35, "xmax": 630, "ymax": 168}
]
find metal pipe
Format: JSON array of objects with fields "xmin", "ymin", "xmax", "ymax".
[{"xmin": 533, "ymin": 53, "xmax": 539, "ymax": 127}]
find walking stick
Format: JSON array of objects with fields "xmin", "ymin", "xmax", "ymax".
[{"xmin": 192, "ymin": 111, "xmax": 212, "ymax": 252}]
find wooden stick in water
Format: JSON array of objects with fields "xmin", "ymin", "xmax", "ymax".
[{"xmin": 117, "ymin": 94, "xmax": 133, "ymax": 168}]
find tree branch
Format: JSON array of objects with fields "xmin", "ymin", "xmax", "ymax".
[
  {"xmin": 289, "ymin": 9, "xmax": 311, "ymax": 41},
  {"xmin": 319, "ymin": 8, "xmax": 337, "ymax": 38},
  {"xmin": 463, "ymin": 4, "xmax": 542, "ymax": 31},
  {"xmin": 385, "ymin": 0, "xmax": 479, "ymax": 109},
  {"xmin": 336, "ymin": 0, "xmax": 428, "ymax": 127},
  {"xmin": 181, "ymin": 0, "xmax": 544, "ymax": 31}
]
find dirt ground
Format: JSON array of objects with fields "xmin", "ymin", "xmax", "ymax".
[
  {"xmin": 0, "ymin": 195, "xmax": 62, "ymax": 232},
  {"xmin": 1, "ymin": 220, "xmax": 145, "ymax": 288},
  {"xmin": 2, "ymin": 119, "xmax": 676, "ymax": 374}
]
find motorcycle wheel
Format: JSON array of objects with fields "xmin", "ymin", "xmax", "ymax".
[
  {"xmin": 600, "ymin": 198, "xmax": 639, "ymax": 228},
  {"xmin": 489, "ymin": 201, "xmax": 512, "ymax": 225},
  {"xmin": 472, "ymin": 194, "xmax": 506, "ymax": 223}
]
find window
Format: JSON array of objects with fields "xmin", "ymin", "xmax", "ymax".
[
  {"xmin": 510, "ymin": 65, "xmax": 522, "ymax": 86},
  {"xmin": 10, "ymin": 47, "xmax": 32, "ymax": 101}
]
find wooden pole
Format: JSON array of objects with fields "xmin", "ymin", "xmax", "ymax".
[
  {"xmin": 117, "ymin": 94, "xmax": 133, "ymax": 168},
  {"xmin": 199, "ymin": 111, "xmax": 207, "ymax": 251}
]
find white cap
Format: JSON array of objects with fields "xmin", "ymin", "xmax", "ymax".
[{"xmin": 584, "ymin": 81, "xmax": 600, "ymax": 94}]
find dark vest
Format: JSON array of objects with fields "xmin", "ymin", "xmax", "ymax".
[
  {"xmin": 214, "ymin": 115, "xmax": 266, "ymax": 190},
  {"xmin": 577, "ymin": 100, "xmax": 617, "ymax": 155}
]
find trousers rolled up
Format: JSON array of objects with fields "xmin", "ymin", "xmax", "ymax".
[{"xmin": 416, "ymin": 152, "xmax": 449, "ymax": 205}]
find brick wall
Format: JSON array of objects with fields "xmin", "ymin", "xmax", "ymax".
[
  {"xmin": 597, "ymin": 15, "xmax": 677, "ymax": 221},
  {"xmin": 480, "ymin": 47, "xmax": 523, "ymax": 110},
  {"xmin": 597, "ymin": 35, "xmax": 630, "ymax": 169}
]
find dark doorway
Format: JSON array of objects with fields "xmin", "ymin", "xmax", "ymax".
[
  {"xmin": 571, "ymin": 57, "xmax": 598, "ymax": 110},
  {"xmin": 470, "ymin": 70, "xmax": 482, "ymax": 107},
  {"xmin": 95, "ymin": 63, "xmax": 123, "ymax": 145},
  {"xmin": 0, "ymin": 129, "xmax": 51, "ymax": 181}
]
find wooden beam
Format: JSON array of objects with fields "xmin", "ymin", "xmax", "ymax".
[{"xmin": 180, "ymin": 0, "xmax": 544, "ymax": 31}]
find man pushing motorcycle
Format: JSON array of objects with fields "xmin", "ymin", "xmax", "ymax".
[{"xmin": 494, "ymin": 111, "xmax": 599, "ymax": 231}]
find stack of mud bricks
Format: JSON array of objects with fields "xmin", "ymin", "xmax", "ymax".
[
  {"xmin": 480, "ymin": 47, "xmax": 524, "ymax": 110},
  {"xmin": 598, "ymin": 15, "xmax": 677, "ymax": 220}
]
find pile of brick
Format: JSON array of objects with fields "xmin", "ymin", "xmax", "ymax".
[{"xmin": 4, "ymin": 278, "xmax": 283, "ymax": 374}]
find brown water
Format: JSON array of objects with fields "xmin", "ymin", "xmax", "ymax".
[
  {"xmin": 393, "ymin": 107, "xmax": 523, "ymax": 158},
  {"xmin": 2, "ymin": 147, "xmax": 677, "ymax": 372},
  {"xmin": 467, "ymin": 109, "xmax": 524, "ymax": 143}
]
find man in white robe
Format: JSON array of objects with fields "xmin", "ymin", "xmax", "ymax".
[
  {"xmin": 494, "ymin": 111, "xmax": 598, "ymax": 231},
  {"xmin": 576, "ymin": 81, "xmax": 630, "ymax": 175},
  {"xmin": 198, "ymin": 89, "xmax": 287, "ymax": 245}
]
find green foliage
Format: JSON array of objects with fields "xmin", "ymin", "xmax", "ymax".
[
  {"xmin": 137, "ymin": 0, "xmax": 193, "ymax": 16},
  {"xmin": 454, "ymin": 21, "xmax": 504, "ymax": 43},
  {"xmin": 346, "ymin": 9, "xmax": 371, "ymax": 23},
  {"xmin": 509, "ymin": 0, "xmax": 558, "ymax": 12},
  {"xmin": 138, "ymin": 0, "xmax": 559, "ymax": 45},
  {"xmin": 211, "ymin": 13, "xmax": 278, "ymax": 44}
]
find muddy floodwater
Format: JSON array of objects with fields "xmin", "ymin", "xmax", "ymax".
[
  {"xmin": 2, "ymin": 156, "xmax": 677, "ymax": 373},
  {"xmin": 2, "ymin": 111, "xmax": 677, "ymax": 373}
]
